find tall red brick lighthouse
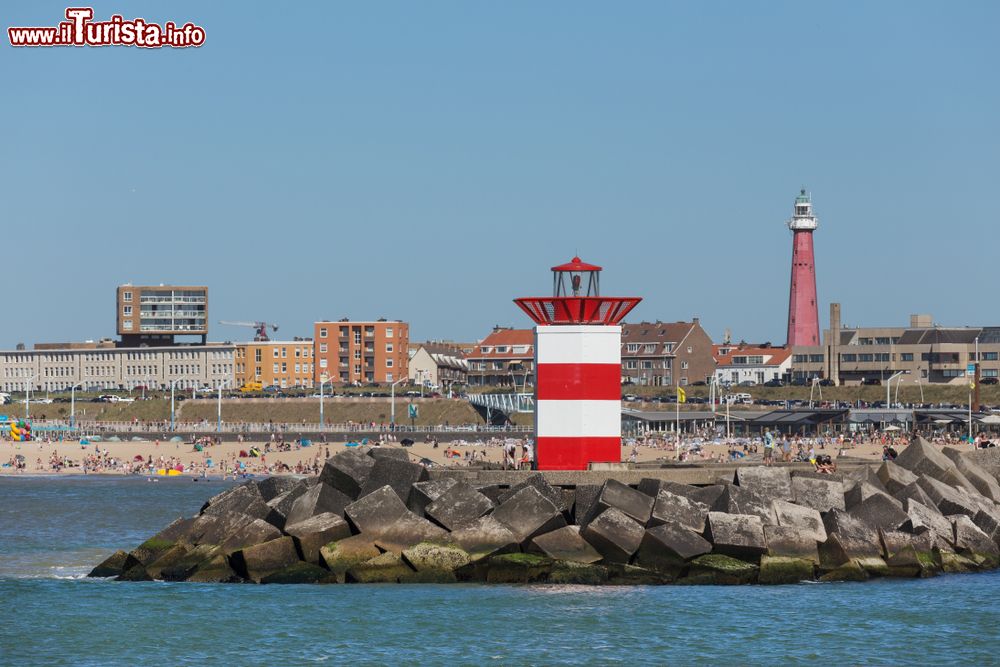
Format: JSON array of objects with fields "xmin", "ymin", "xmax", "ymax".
[{"xmin": 786, "ymin": 189, "xmax": 820, "ymax": 347}]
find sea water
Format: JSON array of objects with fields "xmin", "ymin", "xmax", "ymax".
[{"xmin": 1, "ymin": 476, "xmax": 998, "ymax": 666}]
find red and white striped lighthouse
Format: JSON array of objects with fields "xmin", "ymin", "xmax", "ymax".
[
  {"xmin": 515, "ymin": 257, "xmax": 641, "ymax": 470},
  {"xmin": 786, "ymin": 189, "xmax": 820, "ymax": 347}
]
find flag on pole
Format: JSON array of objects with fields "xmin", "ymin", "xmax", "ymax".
[{"xmin": 677, "ymin": 387, "xmax": 686, "ymax": 404}]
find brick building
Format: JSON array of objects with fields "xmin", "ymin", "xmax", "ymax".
[
  {"xmin": 620, "ymin": 320, "xmax": 715, "ymax": 387},
  {"xmin": 234, "ymin": 340, "xmax": 315, "ymax": 390},
  {"xmin": 314, "ymin": 319, "xmax": 409, "ymax": 386},
  {"xmin": 466, "ymin": 327, "xmax": 534, "ymax": 387}
]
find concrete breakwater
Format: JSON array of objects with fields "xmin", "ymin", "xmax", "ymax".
[{"xmin": 90, "ymin": 439, "xmax": 1000, "ymax": 585}]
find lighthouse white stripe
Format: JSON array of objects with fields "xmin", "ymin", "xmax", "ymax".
[
  {"xmin": 535, "ymin": 325, "xmax": 621, "ymax": 365},
  {"xmin": 535, "ymin": 400, "xmax": 621, "ymax": 438}
]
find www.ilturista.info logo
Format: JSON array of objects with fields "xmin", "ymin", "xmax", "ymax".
[{"xmin": 8, "ymin": 7, "xmax": 205, "ymax": 48}]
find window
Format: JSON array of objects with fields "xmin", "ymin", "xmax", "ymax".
[
  {"xmin": 793, "ymin": 355, "xmax": 807, "ymax": 363},
  {"xmin": 386, "ymin": 343, "xmax": 394, "ymax": 353},
  {"xmin": 354, "ymin": 330, "xmax": 361, "ymax": 345},
  {"xmin": 681, "ymin": 361, "xmax": 688, "ymax": 369},
  {"xmin": 281, "ymin": 363, "xmax": 287, "ymax": 373},
  {"xmin": 481, "ymin": 347, "xmax": 493, "ymax": 354},
  {"xmin": 123, "ymin": 291, "xmax": 132, "ymax": 302},
  {"xmin": 281, "ymin": 348, "xmax": 287, "ymax": 358},
  {"xmin": 255, "ymin": 349, "xmax": 262, "ymax": 362},
  {"xmin": 640, "ymin": 360, "xmax": 652, "ymax": 369},
  {"xmin": 627, "ymin": 343, "xmax": 640, "ymax": 352},
  {"xmin": 295, "ymin": 348, "xmax": 301, "ymax": 358},
  {"xmin": 900, "ymin": 353, "xmax": 914, "ymax": 362},
  {"xmin": 386, "ymin": 372, "xmax": 393, "ymax": 382},
  {"xmin": 873, "ymin": 353, "xmax": 890, "ymax": 362},
  {"xmin": 687, "ymin": 347, "xmax": 692, "ymax": 354},
  {"xmin": 319, "ymin": 359, "xmax": 328, "ymax": 368},
  {"xmin": 386, "ymin": 359, "xmax": 394, "ymax": 368},
  {"xmin": 319, "ymin": 328, "xmax": 327, "ymax": 338},
  {"xmin": 295, "ymin": 364, "xmax": 300, "ymax": 373},
  {"xmin": 644, "ymin": 344, "xmax": 656, "ymax": 353},
  {"xmin": 123, "ymin": 306, "xmax": 132, "ymax": 316},
  {"xmin": 273, "ymin": 363, "xmax": 279, "ymax": 373},
  {"xmin": 386, "ymin": 327, "xmax": 393, "ymax": 338},
  {"xmin": 983, "ymin": 369, "xmax": 999, "ymax": 378},
  {"xmin": 123, "ymin": 320, "xmax": 133, "ymax": 330},
  {"xmin": 495, "ymin": 346, "xmax": 509, "ymax": 353},
  {"xmin": 858, "ymin": 354, "xmax": 874, "ymax": 362},
  {"xmin": 273, "ymin": 348, "xmax": 279, "ymax": 358},
  {"xmin": 320, "ymin": 343, "xmax": 327, "ymax": 353},
  {"xmin": 809, "ymin": 355, "xmax": 824, "ymax": 363},
  {"xmin": 841, "ymin": 354, "xmax": 857, "ymax": 362},
  {"xmin": 625, "ymin": 360, "xmax": 637, "ymax": 369},
  {"xmin": 982, "ymin": 352, "xmax": 999, "ymax": 361}
]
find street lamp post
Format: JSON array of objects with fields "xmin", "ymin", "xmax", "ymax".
[
  {"xmin": 25, "ymin": 374, "xmax": 37, "ymax": 419},
  {"xmin": 319, "ymin": 373, "xmax": 329, "ymax": 430},
  {"xmin": 70, "ymin": 383, "xmax": 83, "ymax": 430},
  {"xmin": 217, "ymin": 379, "xmax": 230, "ymax": 432},
  {"xmin": 389, "ymin": 378, "xmax": 407, "ymax": 429},
  {"xmin": 170, "ymin": 377, "xmax": 188, "ymax": 432}
]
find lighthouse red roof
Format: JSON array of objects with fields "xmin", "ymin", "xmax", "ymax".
[{"xmin": 550, "ymin": 256, "xmax": 602, "ymax": 272}]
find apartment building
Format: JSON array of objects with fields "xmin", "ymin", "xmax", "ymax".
[
  {"xmin": 0, "ymin": 343, "xmax": 234, "ymax": 392},
  {"xmin": 620, "ymin": 320, "xmax": 715, "ymax": 387},
  {"xmin": 466, "ymin": 328, "xmax": 534, "ymax": 387},
  {"xmin": 235, "ymin": 340, "xmax": 315, "ymax": 389},
  {"xmin": 791, "ymin": 311, "xmax": 1000, "ymax": 385},
  {"xmin": 117, "ymin": 284, "xmax": 208, "ymax": 346},
  {"xmin": 408, "ymin": 343, "xmax": 469, "ymax": 390},
  {"xmin": 714, "ymin": 344, "xmax": 792, "ymax": 385},
  {"xmin": 313, "ymin": 320, "xmax": 409, "ymax": 385}
]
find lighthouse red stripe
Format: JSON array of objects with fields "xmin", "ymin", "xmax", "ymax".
[
  {"xmin": 536, "ymin": 363, "xmax": 621, "ymax": 401},
  {"xmin": 535, "ymin": 436, "xmax": 621, "ymax": 470}
]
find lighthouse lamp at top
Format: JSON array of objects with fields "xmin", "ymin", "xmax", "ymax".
[
  {"xmin": 787, "ymin": 188, "xmax": 818, "ymax": 231},
  {"xmin": 514, "ymin": 256, "xmax": 641, "ymax": 326}
]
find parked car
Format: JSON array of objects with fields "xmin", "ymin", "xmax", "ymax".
[
  {"xmin": 980, "ymin": 377, "xmax": 999, "ymax": 385},
  {"xmin": 763, "ymin": 379, "xmax": 784, "ymax": 388},
  {"xmin": 861, "ymin": 378, "xmax": 882, "ymax": 386}
]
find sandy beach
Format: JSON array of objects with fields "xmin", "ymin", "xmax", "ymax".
[{"xmin": 0, "ymin": 432, "xmax": 908, "ymax": 477}]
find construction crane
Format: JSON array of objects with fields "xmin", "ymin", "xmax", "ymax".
[{"xmin": 219, "ymin": 320, "xmax": 280, "ymax": 342}]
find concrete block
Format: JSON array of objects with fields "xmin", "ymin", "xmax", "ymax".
[
  {"xmin": 580, "ymin": 508, "xmax": 645, "ymax": 564},
  {"xmin": 491, "ymin": 486, "xmax": 567, "ymax": 545},
  {"xmin": 877, "ymin": 461, "xmax": 919, "ymax": 495},
  {"xmin": 819, "ymin": 509, "xmax": 881, "ymax": 567},
  {"xmin": 319, "ymin": 449, "xmax": 375, "ymax": 499},
  {"xmin": 446, "ymin": 515, "xmax": 518, "ymax": 562},
  {"xmin": 791, "ymin": 476, "xmax": 845, "ymax": 513},
  {"xmin": 592, "ymin": 479, "xmax": 654, "ymax": 525},
  {"xmin": 917, "ymin": 475, "xmax": 980, "ymax": 518},
  {"xmin": 425, "ymin": 482, "xmax": 494, "ymax": 531},
  {"xmin": 635, "ymin": 522, "xmax": 712, "ymax": 573},
  {"xmin": 358, "ymin": 457, "xmax": 430, "ymax": 503},
  {"xmin": 367, "ymin": 447, "xmax": 412, "ymax": 462},
  {"xmin": 402, "ymin": 542, "xmax": 472, "ymax": 575},
  {"xmin": 903, "ymin": 498, "xmax": 955, "ymax": 547},
  {"xmin": 849, "ymin": 493, "xmax": 910, "ymax": 533},
  {"xmin": 704, "ymin": 511, "xmax": 767, "ymax": 558},
  {"xmin": 712, "ymin": 485, "xmax": 777, "ymax": 525},
  {"xmin": 255, "ymin": 476, "xmax": 301, "ymax": 503},
  {"xmin": 893, "ymin": 481, "xmax": 937, "ymax": 509},
  {"xmin": 845, "ymin": 464, "xmax": 888, "ymax": 493},
  {"xmin": 758, "ymin": 555, "xmax": 814, "ymax": 584},
  {"xmin": 573, "ymin": 484, "xmax": 602, "ymax": 525},
  {"xmin": 952, "ymin": 515, "xmax": 1000, "ymax": 566},
  {"xmin": 895, "ymin": 437, "xmax": 977, "ymax": 494},
  {"xmin": 284, "ymin": 512, "xmax": 352, "ymax": 564},
  {"xmin": 943, "ymin": 448, "xmax": 1000, "ymax": 502},
  {"xmin": 319, "ymin": 534, "xmax": 380, "ymax": 582},
  {"xmin": 685, "ymin": 554, "xmax": 758, "ymax": 585},
  {"xmin": 372, "ymin": 514, "xmax": 449, "ymax": 553},
  {"xmin": 88, "ymin": 550, "xmax": 130, "ymax": 578},
  {"xmin": 764, "ymin": 525, "xmax": 820, "ymax": 564},
  {"xmin": 284, "ymin": 482, "xmax": 351, "ymax": 528},
  {"xmin": 260, "ymin": 561, "xmax": 336, "ymax": 584},
  {"xmin": 772, "ymin": 500, "xmax": 826, "ymax": 542},
  {"xmin": 648, "ymin": 489, "xmax": 709, "ymax": 533},
  {"xmin": 344, "ymin": 485, "xmax": 410, "ymax": 535},
  {"xmin": 347, "ymin": 551, "xmax": 414, "ymax": 583},
  {"xmin": 229, "ymin": 536, "xmax": 300, "ymax": 583},
  {"xmin": 498, "ymin": 474, "xmax": 568, "ymax": 512},
  {"xmin": 218, "ymin": 517, "xmax": 284, "ymax": 553},
  {"xmin": 408, "ymin": 478, "xmax": 459, "ymax": 516},
  {"xmin": 736, "ymin": 466, "xmax": 793, "ymax": 502},
  {"xmin": 265, "ymin": 481, "xmax": 312, "ymax": 528},
  {"xmin": 845, "ymin": 481, "xmax": 899, "ymax": 511},
  {"xmin": 530, "ymin": 525, "xmax": 603, "ymax": 564}
]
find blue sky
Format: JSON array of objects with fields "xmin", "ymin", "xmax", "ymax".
[{"xmin": 3, "ymin": 1, "xmax": 997, "ymax": 348}]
